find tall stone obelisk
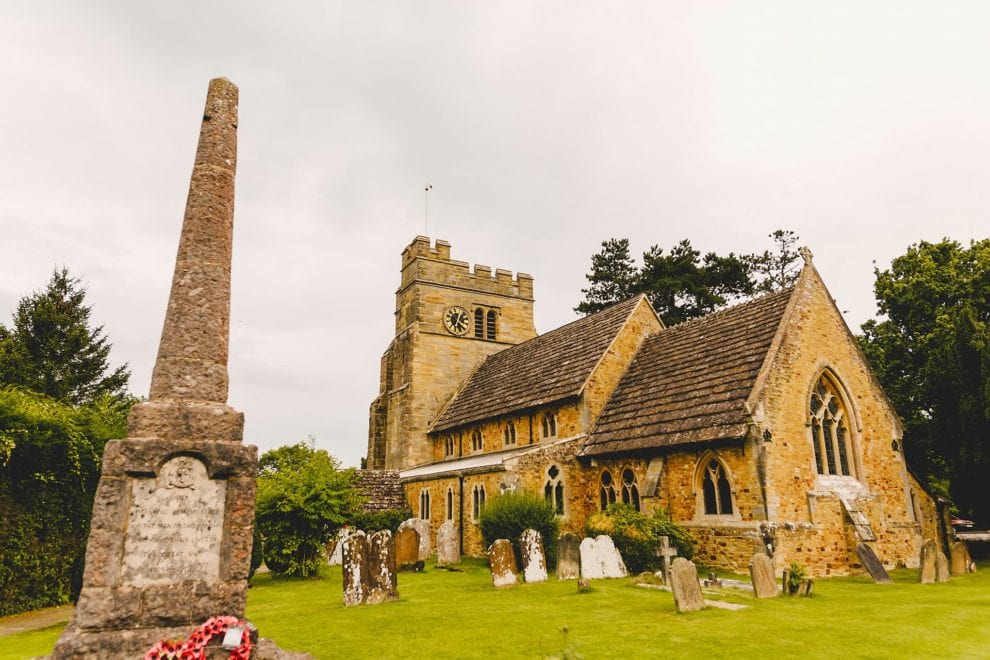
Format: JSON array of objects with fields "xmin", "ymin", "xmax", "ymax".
[{"xmin": 53, "ymin": 78, "xmax": 258, "ymax": 658}]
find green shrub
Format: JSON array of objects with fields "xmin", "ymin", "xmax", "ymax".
[
  {"xmin": 585, "ymin": 504, "xmax": 693, "ymax": 573},
  {"xmin": 348, "ymin": 507, "xmax": 413, "ymax": 533},
  {"xmin": 786, "ymin": 562, "xmax": 808, "ymax": 594},
  {"xmin": 479, "ymin": 491, "xmax": 560, "ymax": 568}
]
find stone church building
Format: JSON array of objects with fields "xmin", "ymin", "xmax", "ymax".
[{"xmin": 367, "ymin": 236, "xmax": 937, "ymax": 576}]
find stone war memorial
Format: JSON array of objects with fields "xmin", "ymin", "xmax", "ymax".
[{"xmin": 51, "ymin": 79, "xmax": 302, "ymax": 659}]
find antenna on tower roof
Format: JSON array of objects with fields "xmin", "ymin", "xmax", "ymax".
[{"xmin": 424, "ymin": 183, "xmax": 433, "ymax": 236}]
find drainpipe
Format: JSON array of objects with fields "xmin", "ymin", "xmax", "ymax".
[{"xmin": 458, "ymin": 474, "xmax": 465, "ymax": 555}]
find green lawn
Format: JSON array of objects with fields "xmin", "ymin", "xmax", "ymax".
[{"xmin": 2, "ymin": 560, "xmax": 988, "ymax": 659}]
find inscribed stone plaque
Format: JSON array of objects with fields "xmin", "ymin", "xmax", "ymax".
[{"xmin": 122, "ymin": 456, "xmax": 225, "ymax": 585}]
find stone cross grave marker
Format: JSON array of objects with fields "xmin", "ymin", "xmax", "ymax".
[
  {"xmin": 489, "ymin": 539, "xmax": 519, "ymax": 588},
  {"xmin": 656, "ymin": 536, "xmax": 678, "ymax": 583},
  {"xmin": 670, "ymin": 558, "xmax": 706, "ymax": 613},
  {"xmin": 520, "ymin": 529, "xmax": 548, "ymax": 583},
  {"xmin": 749, "ymin": 553, "xmax": 779, "ymax": 598},
  {"xmin": 557, "ymin": 532, "xmax": 581, "ymax": 580}
]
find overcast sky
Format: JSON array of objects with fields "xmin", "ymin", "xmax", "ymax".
[{"xmin": 1, "ymin": 2, "xmax": 987, "ymax": 467}]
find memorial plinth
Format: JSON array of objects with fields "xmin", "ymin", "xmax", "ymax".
[{"xmin": 51, "ymin": 78, "xmax": 271, "ymax": 658}]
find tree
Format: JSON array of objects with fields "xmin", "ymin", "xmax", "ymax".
[
  {"xmin": 858, "ymin": 239, "xmax": 990, "ymax": 525},
  {"xmin": 575, "ymin": 238, "xmax": 754, "ymax": 325},
  {"xmin": 255, "ymin": 443, "xmax": 361, "ymax": 577},
  {"xmin": 746, "ymin": 229, "xmax": 801, "ymax": 293},
  {"xmin": 0, "ymin": 268, "xmax": 129, "ymax": 405}
]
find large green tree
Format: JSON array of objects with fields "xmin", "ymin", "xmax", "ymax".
[
  {"xmin": 256, "ymin": 443, "xmax": 361, "ymax": 577},
  {"xmin": 0, "ymin": 268, "xmax": 129, "ymax": 405},
  {"xmin": 859, "ymin": 239, "xmax": 990, "ymax": 524}
]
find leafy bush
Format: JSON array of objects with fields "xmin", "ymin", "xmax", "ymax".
[
  {"xmin": 585, "ymin": 503, "xmax": 694, "ymax": 573},
  {"xmin": 786, "ymin": 562, "xmax": 808, "ymax": 594},
  {"xmin": 256, "ymin": 443, "xmax": 361, "ymax": 578},
  {"xmin": 348, "ymin": 507, "xmax": 413, "ymax": 533},
  {"xmin": 478, "ymin": 491, "xmax": 560, "ymax": 567}
]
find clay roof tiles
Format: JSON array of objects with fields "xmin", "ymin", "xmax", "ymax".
[
  {"xmin": 432, "ymin": 296, "xmax": 646, "ymax": 432},
  {"xmin": 579, "ymin": 287, "xmax": 794, "ymax": 457}
]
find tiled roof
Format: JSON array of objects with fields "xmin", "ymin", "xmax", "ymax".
[
  {"xmin": 432, "ymin": 296, "xmax": 646, "ymax": 432},
  {"xmin": 354, "ymin": 470, "xmax": 407, "ymax": 512},
  {"xmin": 580, "ymin": 288, "xmax": 794, "ymax": 457}
]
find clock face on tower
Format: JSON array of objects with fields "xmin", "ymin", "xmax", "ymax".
[{"xmin": 443, "ymin": 306, "xmax": 470, "ymax": 336}]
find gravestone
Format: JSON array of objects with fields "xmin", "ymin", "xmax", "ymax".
[
  {"xmin": 596, "ymin": 535, "xmax": 628, "ymax": 579},
  {"xmin": 656, "ymin": 536, "xmax": 678, "ymax": 584},
  {"xmin": 919, "ymin": 538, "xmax": 938, "ymax": 584},
  {"xmin": 950, "ymin": 541, "xmax": 972, "ymax": 576},
  {"xmin": 50, "ymin": 79, "xmax": 293, "ymax": 659},
  {"xmin": 398, "ymin": 518, "xmax": 431, "ymax": 560},
  {"xmin": 436, "ymin": 521, "xmax": 460, "ymax": 566},
  {"xmin": 855, "ymin": 542, "xmax": 892, "ymax": 584},
  {"xmin": 520, "ymin": 529, "xmax": 548, "ymax": 583},
  {"xmin": 366, "ymin": 530, "xmax": 398, "ymax": 604},
  {"xmin": 488, "ymin": 539, "xmax": 519, "ymax": 588},
  {"xmin": 669, "ymin": 558, "xmax": 706, "ymax": 613},
  {"xmin": 557, "ymin": 533, "xmax": 581, "ymax": 580},
  {"xmin": 328, "ymin": 529, "xmax": 350, "ymax": 566},
  {"xmin": 935, "ymin": 549, "xmax": 951, "ymax": 583},
  {"xmin": 395, "ymin": 526, "xmax": 421, "ymax": 570},
  {"xmin": 579, "ymin": 537, "xmax": 605, "ymax": 579},
  {"xmin": 342, "ymin": 532, "xmax": 371, "ymax": 606},
  {"xmin": 749, "ymin": 553, "xmax": 779, "ymax": 598}
]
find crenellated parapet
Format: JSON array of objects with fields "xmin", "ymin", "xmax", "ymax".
[{"xmin": 399, "ymin": 236, "xmax": 534, "ymax": 301}]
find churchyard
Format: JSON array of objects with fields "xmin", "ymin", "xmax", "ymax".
[{"xmin": 3, "ymin": 557, "xmax": 987, "ymax": 658}]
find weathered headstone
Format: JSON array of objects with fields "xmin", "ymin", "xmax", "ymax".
[
  {"xmin": 395, "ymin": 526, "xmax": 421, "ymax": 570},
  {"xmin": 557, "ymin": 532, "xmax": 581, "ymax": 580},
  {"xmin": 367, "ymin": 530, "xmax": 398, "ymax": 604},
  {"xmin": 520, "ymin": 529, "xmax": 548, "ymax": 583},
  {"xmin": 669, "ymin": 558, "xmax": 706, "ymax": 613},
  {"xmin": 579, "ymin": 537, "xmax": 604, "ymax": 579},
  {"xmin": 950, "ymin": 541, "xmax": 972, "ymax": 576},
  {"xmin": 328, "ymin": 529, "xmax": 351, "ymax": 566},
  {"xmin": 342, "ymin": 532, "xmax": 371, "ymax": 607},
  {"xmin": 436, "ymin": 521, "xmax": 460, "ymax": 566},
  {"xmin": 489, "ymin": 539, "xmax": 519, "ymax": 588},
  {"xmin": 749, "ymin": 553, "xmax": 779, "ymax": 598},
  {"xmin": 597, "ymin": 535, "xmax": 628, "ymax": 578},
  {"xmin": 51, "ymin": 79, "xmax": 288, "ymax": 658},
  {"xmin": 398, "ymin": 518, "xmax": 431, "ymax": 560},
  {"xmin": 855, "ymin": 542, "xmax": 892, "ymax": 584},
  {"xmin": 935, "ymin": 548, "xmax": 951, "ymax": 583},
  {"xmin": 919, "ymin": 538, "xmax": 938, "ymax": 584},
  {"xmin": 656, "ymin": 536, "xmax": 679, "ymax": 584}
]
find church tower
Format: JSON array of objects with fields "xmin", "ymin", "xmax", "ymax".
[{"xmin": 368, "ymin": 236, "xmax": 537, "ymax": 470}]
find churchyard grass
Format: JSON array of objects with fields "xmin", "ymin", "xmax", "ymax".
[{"xmin": 2, "ymin": 559, "xmax": 988, "ymax": 659}]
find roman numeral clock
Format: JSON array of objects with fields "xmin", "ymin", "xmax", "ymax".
[{"xmin": 443, "ymin": 306, "xmax": 470, "ymax": 335}]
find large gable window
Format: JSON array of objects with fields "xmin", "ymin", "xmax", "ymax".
[
  {"xmin": 810, "ymin": 372, "xmax": 855, "ymax": 477},
  {"xmin": 701, "ymin": 459, "xmax": 733, "ymax": 516}
]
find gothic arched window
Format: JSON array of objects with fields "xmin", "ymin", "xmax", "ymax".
[
  {"xmin": 542, "ymin": 413, "xmax": 557, "ymax": 439},
  {"xmin": 446, "ymin": 487, "xmax": 454, "ymax": 521},
  {"xmin": 701, "ymin": 459, "xmax": 733, "ymax": 515},
  {"xmin": 599, "ymin": 470, "xmax": 617, "ymax": 511},
  {"xmin": 420, "ymin": 489, "xmax": 431, "ymax": 520},
  {"xmin": 443, "ymin": 435, "xmax": 455, "ymax": 457},
  {"xmin": 503, "ymin": 422, "xmax": 516, "ymax": 446},
  {"xmin": 810, "ymin": 372, "xmax": 854, "ymax": 477},
  {"xmin": 621, "ymin": 468, "xmax": 641, "ymax": 511},
  {"xmin": 472, "ymin": 483, "xmax": 486, "ymax": 521},
  {"xmin": 471, "ymin": 429, "xmax": 483, "ymax": 452},
  {"xmin": 544, "ymin": 465, "xmax": 565, "ymax": 515}
]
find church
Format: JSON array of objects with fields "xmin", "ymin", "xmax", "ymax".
[{"xmin": 367, "ymin": 236, "xmax": 938, "ymax": 576}]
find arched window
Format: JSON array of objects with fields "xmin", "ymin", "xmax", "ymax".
[
  {"xmin": 810, "ymin": 372, "xmax": 854, "ymax": 476},
  {"xmin": 486, "ymin": 310, "xmax": 497, "ymax": 340},
  {"xmin": 446, "ymin": 487, "xmax": 454, "ymax": 521},
  {"xmin": 474, "ymin": 308, "xmax": 484, "ymax": 338},
  {"xmin": 443, "ymin": 435, "xmax": 455, "ymax": 457},
  {"xmin": 472, "ymin": 483, "xmax": 486, "ymax": 521},
  {"xmin": 599, "ymin": 470, "xmax": 617, "ymax": 511},
  {"xmin": 419, "ymin": 489, "xmax": 431, "ymax": 520},
  {"xmin": 503, "ymin": 422, "xmax": 516, "ymax": 446},
  {"xmin": 544, "ymin": 465, "xmax": 565, "ymax": 516},
  {"xmin": 471, "ymin": 429, "xmax": 483, "ymax": 452},
  {"xmin": 701, "ymin": 459, "xmax": 733, "ymax": 515},
  {"xmin": 621, "ymin": 468, "xmax": 641, "ymax": 511},
  {"xmin": 542, "ymin": 413, "xmax": 557, "ymax": 439}
]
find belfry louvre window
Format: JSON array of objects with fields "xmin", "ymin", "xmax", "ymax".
[
  {"xmin": 810, "ymin": 373, "xmax": 853, "ymax": 476},
  {"xmin": 702, "ymin": 460, "xmax": 733, "ymax": 515},
  {"xmin": 474, "ymin": 309, "xmax": 484, "ymax": 338},
  {"xmin": 599, "ymin": 470, "xmax": 617, "ymax": 511},
  {"xmin": 486, "ymin": 310, "xmax": 497, "ymax": 340},
  {"xmin": 503, "ymin": 422, "xmax": 516, "ymax": 446},
  {"xmin": 621, "ymin": 469, "xmax": 640, "ymax": 511}
]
